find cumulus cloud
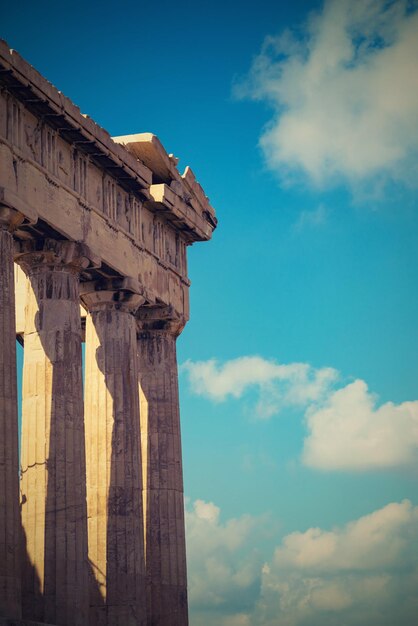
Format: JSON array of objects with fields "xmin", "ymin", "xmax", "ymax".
[
  {"xmin": 185, "ymin": 498, "xmax": 263, "ymax": 622},
  {"xmin": 258, "ymin": 500, "xmax": 418, "ymax": 626},
  {"xmin": 187, "ymin": 498, "xmax": 418, "ymax": 626},
  {"xmin": 181, "ymin": 356, "xmax": 337, "ymax": 418},
  {"xmin": 303, "ymin": 379, "xmax": 418, "ymax": 470},
  {"xmin": 237, "ymin": 0, "xmax": 418, "ymax": 189},
  {"xmin": 272, "ymin": 499, "xmax": 418, "ymax": 571},
  {"xmin": 181, "ymin": 356, "xmax": 418, "ymax": 470}
]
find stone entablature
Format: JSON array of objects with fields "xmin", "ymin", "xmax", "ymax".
[{"xmin": 0, "ymin": 39, "xmax": 216, "ymax": 321}]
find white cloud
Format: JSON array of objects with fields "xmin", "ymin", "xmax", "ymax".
[
  {"xmin": 258, "ymin": 500, "xmax": 418, "ymax": 626},
  {"xmin": 185, "ymin": 499, "xmax": 263, "ymax": 620},
  {"xmin": 181, "ymin": 356, "xmax": 337, "ymax": 418},
  {"xmin": 238, "ymin": 0, "xmax": 418, "ymax": 189},
  {"xmin": 187, "ymin": 498, "xmax": 418, "ymax": 626},
  {"xmin": 272, "ymin": 499, "xmax": 418, "ymax": 571},
  {"xmin": 303, "ymin": 379, "xmax": 418, "ymax": 470},
  {"xmin": 182, "ymin": 356, "xmax": 418, "ymax": 470}
]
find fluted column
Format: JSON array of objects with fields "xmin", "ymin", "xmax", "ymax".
[
  {"xmin": 0, "ymin": 206, "xmax": 24, "ymax": 620},
  {"xmin": 136, "ymin": 307, "xmax": 188, "ymax": 626},
  {"xmin": 82, "ymin": 279, "xmax": 147, "ymax": 626},
  {"xmin": 16, "ymin": 239, "xmax": 94, "ymax": 626}
]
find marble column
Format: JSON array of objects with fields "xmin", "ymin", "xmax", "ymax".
[
  {"xmin": 0, "ymin": 206, "xmax": 24, "ymax": 620},
  {"xmin": 16, "ymin": 240, "xmax": 93, "ymax": 626},
  {"xmin": 136, "ymin": 307, "xmax": 188, "ymax": 626},
  {"xmin": 82, "ymin": 279, "xmax": 147, "ymax": 626}
]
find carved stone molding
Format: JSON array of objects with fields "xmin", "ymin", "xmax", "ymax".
[
  {"xmin": 136, "ymin": 304, "xmax": 186, "ymax": 337},
  {"xmin": 80, "ymin": 276, "xmax": 145, "ymax": 314},
  {"xmin": 0, "ymin": 204, "xmax": 25, "ymax": 232},
  {"xmin": 14, "ymin": 239, "xmax": 100, "ymax": 276}
]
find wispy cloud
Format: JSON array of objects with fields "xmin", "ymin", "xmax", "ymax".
[
  {"xmin": 180, "ymin": 356, "xmax": 337, "ymax": 419},
  {"xmin": 236, "ymin": 0, "xmax": 418, "ymax": 190},
  {"xmin": 293, "ymin": 203, "xmax": 327, "ymax": 231},
  {"xmin": 181, "ymin": 356, "xmax": 418, "ymax": 470},
  {"xmin": 187, "ymin": 498, "xmax": 418, "ymax": 626}
]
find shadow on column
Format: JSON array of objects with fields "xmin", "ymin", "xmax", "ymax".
[
  {"xmin": 19, "ymin": 265, "xmax": 103, "ymax": 626},
  {"xmin": 19, "ymin": 497, "xmax": 42, "ymax": 622},
  {"xmin": 137, "ymin": 324, "xmax": 188, "ymax": 626},
  {"xmin": 86, "ymin": 304, "xmax": 146, "ymax": 626}
]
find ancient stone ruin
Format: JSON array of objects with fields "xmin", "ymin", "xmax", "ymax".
[{"xmin": 0, "ymin": 40, "xmax": 216, "ymax": 626}]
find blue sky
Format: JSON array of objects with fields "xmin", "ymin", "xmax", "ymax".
[{"xmin": 4, "ymin": 1, "xmax": 418, "ymax": 624}]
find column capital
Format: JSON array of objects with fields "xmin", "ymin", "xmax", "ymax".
[
  {"xmin": 0, "ymin": 205, "xmax": 25, "ymax": 232},
  {"xmin": 14, "ymin": 238, "xmax": 100, "ymax": 275},
  {"xmin": 80, "ymin": 277, "xmax": 145, "ymax": 314},
  {"xmin": 136, "ymin": 305, "xmax": 186, "ymax": 337}
]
